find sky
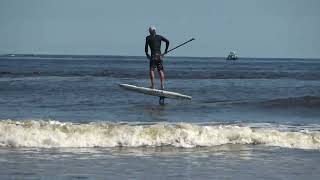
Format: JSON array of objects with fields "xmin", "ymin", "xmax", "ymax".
[{"xmin": 0, "ymin": 0, "xmax": 319, "ymax": 58}]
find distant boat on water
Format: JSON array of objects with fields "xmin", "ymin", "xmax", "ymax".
[{"xmin": 226, "ymin": 51, "xmax": 238, "ymax": 60}]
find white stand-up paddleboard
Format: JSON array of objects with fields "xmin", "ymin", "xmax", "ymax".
[{"xmin": 119, "ymin": 83, "xmax": 191, "ymax": 104}]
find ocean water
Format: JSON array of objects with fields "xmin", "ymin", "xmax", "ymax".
[{"xmin": 0, "ymin": 55, "xmax": 320, "ymax": 179}]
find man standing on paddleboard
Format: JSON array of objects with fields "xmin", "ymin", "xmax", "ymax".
[{"xmin": 145, "ymin": 26, "xmax": 169, "ymax": 90}]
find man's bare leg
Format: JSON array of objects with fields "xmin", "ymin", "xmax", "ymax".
[
  {"xmin": 159, "ymin": 70, "xmax": 165, "ymax": 90},
  {"xmin": 149, "ymin": 69, "xmax": 155, "ymax": 89}
]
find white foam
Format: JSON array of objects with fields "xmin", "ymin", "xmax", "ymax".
[{"xmin": 0, "ymin": 120, "xmax": 319, "ymax": 149}]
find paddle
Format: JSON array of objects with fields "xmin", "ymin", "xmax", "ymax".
[{"xmin": 162, "ymin": 38, "xmax": 195, "ymax": 55}]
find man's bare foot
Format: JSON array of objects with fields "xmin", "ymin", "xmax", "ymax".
[
  {"xmin": 149, "ymin": 86, "xmax": 155, "ymax": 89},
  {"xmin": 160, "ymin": 85, "xmax": 165, "ymax": 90}
]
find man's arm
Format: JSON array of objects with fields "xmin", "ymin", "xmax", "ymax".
[
  {"xmin": 161, "ymin": 36, "xmax": 170, "ymax": 54},
  {"xmin": 145, "ymin": 37, "xmax": 151, "ymax": 59}
]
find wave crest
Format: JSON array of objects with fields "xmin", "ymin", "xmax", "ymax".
[{"xmin": 0, "ymin": 120, "xmax": 319, "ymax": 149}]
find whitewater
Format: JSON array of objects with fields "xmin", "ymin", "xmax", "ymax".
[{"xmin": 1, "ymin": 120, "xmax": 319, "ymax": 149}]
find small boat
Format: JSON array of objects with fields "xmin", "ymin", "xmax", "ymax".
[{"xmin": 226, "ymin": 51, "xmax": 238, "ymax": 60}]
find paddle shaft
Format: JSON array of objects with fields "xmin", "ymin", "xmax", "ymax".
[{"xmin": 163, "ymin": 38, "xmax": 195, "ymax": 55}]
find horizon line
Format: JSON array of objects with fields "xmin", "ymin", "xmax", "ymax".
[{"xmin": 0, "ymin": 53, "xmax": 319, "ymax": 60}]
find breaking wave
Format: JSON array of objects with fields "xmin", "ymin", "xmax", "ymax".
[{"xmin": 1, "ymin": 120, "xmax": 319, "ymax": 150}]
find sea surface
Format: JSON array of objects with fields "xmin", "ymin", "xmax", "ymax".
[{"xmin": 0, "ymin": 55, "xmax": 320, "ymax": 179}]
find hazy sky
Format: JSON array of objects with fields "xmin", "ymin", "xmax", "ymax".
[{"xmin": 0, "ymin": 0, "xmax": 319, "ymax": 58}]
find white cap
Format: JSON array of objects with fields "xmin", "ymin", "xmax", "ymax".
[{"xmin": 149, "ymin": 26, "xmax": 156, "ymax": 33}]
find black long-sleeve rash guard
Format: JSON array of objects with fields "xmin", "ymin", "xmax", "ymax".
[{"xmin": 145, "ymin": 34, "xmax": 169, "ymax": 57}]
